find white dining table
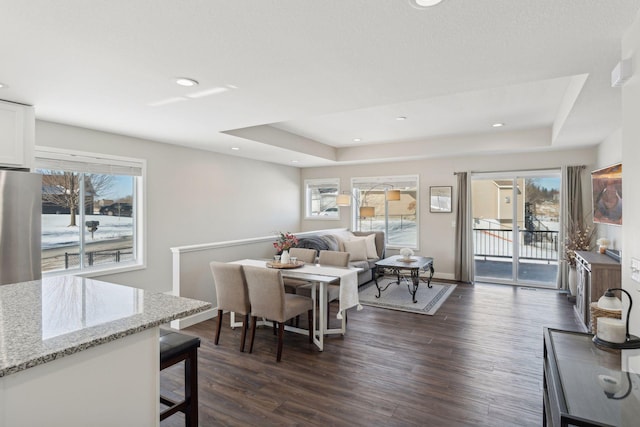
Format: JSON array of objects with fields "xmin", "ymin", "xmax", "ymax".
[{"xmin": 230, "ymin": 259, "xmax": 362, "ymax": 351}]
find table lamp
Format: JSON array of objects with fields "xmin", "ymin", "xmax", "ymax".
[{"xmin": 593, "ymin": 288, "xmax": 640, "ymax": 349}]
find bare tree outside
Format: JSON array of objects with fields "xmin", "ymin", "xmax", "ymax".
[{"xmin": 41, "ymin": 171, "xmax": 115, "ymax": 226}]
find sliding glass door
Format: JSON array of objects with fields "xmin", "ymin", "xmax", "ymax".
[{"xmin": 472, "ymin": 170, "xmax": 560, "ymax": 287}]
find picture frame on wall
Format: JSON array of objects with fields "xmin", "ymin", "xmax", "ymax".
[
  {"xmin": 592, "ymin": 163, "xmax": 622, "ymax": 225},
  {"xmin": 430, "ymin": 186, "xmax": 452, "ymax": 213}
]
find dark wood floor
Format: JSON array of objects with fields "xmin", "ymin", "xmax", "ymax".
[{"xmin": 160, "ymin": 282, "xmax": 583, "ymax": 426}]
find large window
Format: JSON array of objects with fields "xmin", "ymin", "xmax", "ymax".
[
  {"xmin": 304, "ymin": 178, "xmax": 340, "ymax": 219},
  {"xmin": 35, "ymin": 147, "xmax": 144, "ymax": 274},
  {"xmin": 352, "ymin": 175, "xmax": 419, "ymax": 248}
]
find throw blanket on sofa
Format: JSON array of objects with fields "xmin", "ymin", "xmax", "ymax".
[{"xmin": 295, "ymin": 235, "xmax": 340, "ymax": 254}]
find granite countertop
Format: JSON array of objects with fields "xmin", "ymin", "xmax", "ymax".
[{"xmin": 0, "ymin": 276, "xmax": 211, "ymax": 378}]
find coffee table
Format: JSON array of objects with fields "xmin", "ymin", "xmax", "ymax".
[{"xmin": 373, "ymin": 255, "xmax": 434, "ymax": 303}]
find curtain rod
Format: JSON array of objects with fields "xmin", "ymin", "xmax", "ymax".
[{"xmin": 453, "ymin": 165, "xmax": 586, "ymax": 176}]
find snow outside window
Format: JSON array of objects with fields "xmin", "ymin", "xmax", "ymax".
[
  {"xmin": 35, "ymin": 147, "xmax": 144, "ymax": 274},
  {"xmin": 352, "ymin": 175, "xmax": 419, "ymax": 249},
  {"xmin": 305, "ymin": 178, "xmax": 340, "ymax": 219}
]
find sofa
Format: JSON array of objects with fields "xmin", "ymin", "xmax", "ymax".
[{"xmin": 294, "ymin": 230, "xmax": 385, "ymax": 286}]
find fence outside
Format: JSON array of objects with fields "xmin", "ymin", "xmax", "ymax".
[
  {"xmin": 63, "ymin": 248, "xmax": 134, "ymax": 269},
  {"xmin": 473, "ymin": 228, "xmax": 559, "ymax": 262}
]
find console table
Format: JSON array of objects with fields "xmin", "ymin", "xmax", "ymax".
[{"xmin": 543, "ymin": 328, "xmax": 640, "ymax": 426}]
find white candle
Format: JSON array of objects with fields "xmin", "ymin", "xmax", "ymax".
[{"xmin": 597, "ymin": 317, "xmax": 627, "ymax": 344}]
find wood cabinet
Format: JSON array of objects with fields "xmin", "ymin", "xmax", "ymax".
[
  {"xmin": 0, "ymin": 100, "xmax": 35, "ymax": 168},
  {"xmin": 574, "ymin": 250, "xmax": 621, "ymax": 329}
]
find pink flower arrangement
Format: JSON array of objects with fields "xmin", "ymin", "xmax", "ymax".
[{"xmin": 273, "ymin": 232, "xmax": 298, "ymax": 253}]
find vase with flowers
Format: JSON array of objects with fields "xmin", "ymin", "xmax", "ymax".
[
  {"xmin": 564, "ymin": 217, "xmax": 596, "ymax": 295},
  {"xmin": 273, "ymin": 232, "xmax": 298, "ymax": 264}
]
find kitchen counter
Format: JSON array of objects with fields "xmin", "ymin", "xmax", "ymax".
[
  {"xmin": 0, "ymin": 275, "xmax": 210, "ymax": 377},
  {"xmin": 0, "ymin": 275, "xmax": 211, "ymax": 426}
]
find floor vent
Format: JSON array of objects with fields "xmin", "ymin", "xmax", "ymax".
[{"xmin": 519, "ymin": 287, "xmax": 538, "ymax": 291}]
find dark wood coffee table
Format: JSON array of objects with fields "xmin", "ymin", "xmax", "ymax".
[{"xmin": 373, "ymin": 255, "xmax": 434, "ymax": 303}]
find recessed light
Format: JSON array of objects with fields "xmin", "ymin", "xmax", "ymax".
[
  {"xmin": 231, "ymin": 147, "xmax": 240, "ymax": 151},
  {"xmin": 410, "ymin": 0, "xmax": 444, "ymax": 8},
  {"xmin": 353, "ymin": 138, "xmax": 362, "ymax": 142},
  {"xmin": 396, "ymin": 116, "xmax": 407, "ymax": 121},
  {"xmin": 291, "ymin": 160, "xmax": 299, "ymax": 164},
  {"xmin": 0, "ymin": 82, "xmax": 7, "ymax": 89},
  {"xmin": 492, "ymin": 122, "xmax": 505, "ymax": 128},
  {"xmin": 226, "ymin": 84, "xmax": 238, "ymax": 89},
  {"xmin": 175, "ymin": 77, "xmax": 199, "ymax": 87}
]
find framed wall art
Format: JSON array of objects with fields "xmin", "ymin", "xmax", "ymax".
[
  {"xmin": 429, "ymin": 186, "xmax": 452, "ymax": 213},
  {"xmin": 592, "ymin": 163, "xmax": 622, "ymax": 225}
]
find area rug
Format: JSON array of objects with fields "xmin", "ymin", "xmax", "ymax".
[{"xmin": 358, "ymin": 278, "xmax": 456, "ymax": 315}]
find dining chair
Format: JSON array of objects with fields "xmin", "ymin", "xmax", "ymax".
[
  {"xmin": 283, "ymin": 247, "xmax": 317, "ymax": 293},
  {"xmin": 296, "ymin": 250, "xmax": 350, "ymax": 328},
  {"xmin": 318, "ymin": 250, "xmax": 351, "ymax": 267},
  {"xmin": 209, "ymin": 261, "xmax": 251, "ymax": 352},
  {"xmin": 242, "ymin": 265, "xmax": 313, "ymax": 362}
]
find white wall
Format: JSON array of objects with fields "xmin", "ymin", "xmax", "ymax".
[
  {"xmin": 36, "ymin": 121, "xmax": 300, "ymax": 293},
  {"xmin": 35, "ymin": 120, "xmax": 603, "ymax": 294},
  {"xmin": 595, "ymin": 129, "xmax": 623, "ymax": 250},
  {"xmin": 301, "ymin": 144, "xmax": 597, "ymax": 280},
  {"xmin": 621, "ymin": 11, "xmax": 640, "ymax": 336}
]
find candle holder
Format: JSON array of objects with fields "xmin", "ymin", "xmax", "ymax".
[{"xmin": 592, "ymin": 288, "xmax": 640, "ymax": 349}]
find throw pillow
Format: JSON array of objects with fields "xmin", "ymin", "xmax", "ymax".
[
  {"xmin": 330, "ymin": 230, "xmax": 354, "ymax": 252},
  {"xmin": 343, "ymin": 238, "xmax": 368, "ymax": 261},
  {"xmin": 364, "ymin": 233, "xmax": 379, "ymax": 259},
  {"xmin": 350, "ymin": 234, "xmax": 378, "ymax": 259}
]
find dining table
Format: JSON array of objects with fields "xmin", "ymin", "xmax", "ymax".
[{"xmin": 230, "ymin": 259, "xmax": 362, "ymax": 351}]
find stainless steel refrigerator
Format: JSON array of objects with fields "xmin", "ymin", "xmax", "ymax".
[{"xmin": 0, "ymin": 169, "xmax": 42, "ymax": 285}]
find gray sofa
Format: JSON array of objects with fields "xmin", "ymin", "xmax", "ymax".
[{"xmin": 294, "ymin": 230, "xmax": 385, "ymax": 286}]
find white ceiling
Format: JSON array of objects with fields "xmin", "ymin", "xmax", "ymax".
[{"xmin": 1, "ymin": 0, "xmax": 639, "ymax": 167}]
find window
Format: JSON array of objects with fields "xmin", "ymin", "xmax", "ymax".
[
  {"xmin": 35, "ymin": 147, "xmax": 144, "ymax": 274},
  {"xmin": 304, "ymin": 178, "xmax": 340, "ymax": 219},
  {"xmin": 352, "ymin": 175, "xmax": 419, "ymax": 248}
]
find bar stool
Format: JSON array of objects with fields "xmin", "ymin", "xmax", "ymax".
[{"xmin": 159, "ymin": 328, "xmax": 201, "ymax": 426}]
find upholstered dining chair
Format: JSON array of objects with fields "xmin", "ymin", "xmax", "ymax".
[
  {"xmin": 283, "ymin": 247, "xmax": 317, "ymax": 293},
  {"xmin": 209, "ymin": 261, "xmax": 251, "ymax": 352},
  {"xmin": 318, "ymin": 250, "xmax": 351, "ymax": 267},
  {"xmin": 242, "ymin": 265, "xmax": 314, "ymax": 362},
  {"xmin": 296, "ymin": 250, "xmax": 350, "ymax": 328}
]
